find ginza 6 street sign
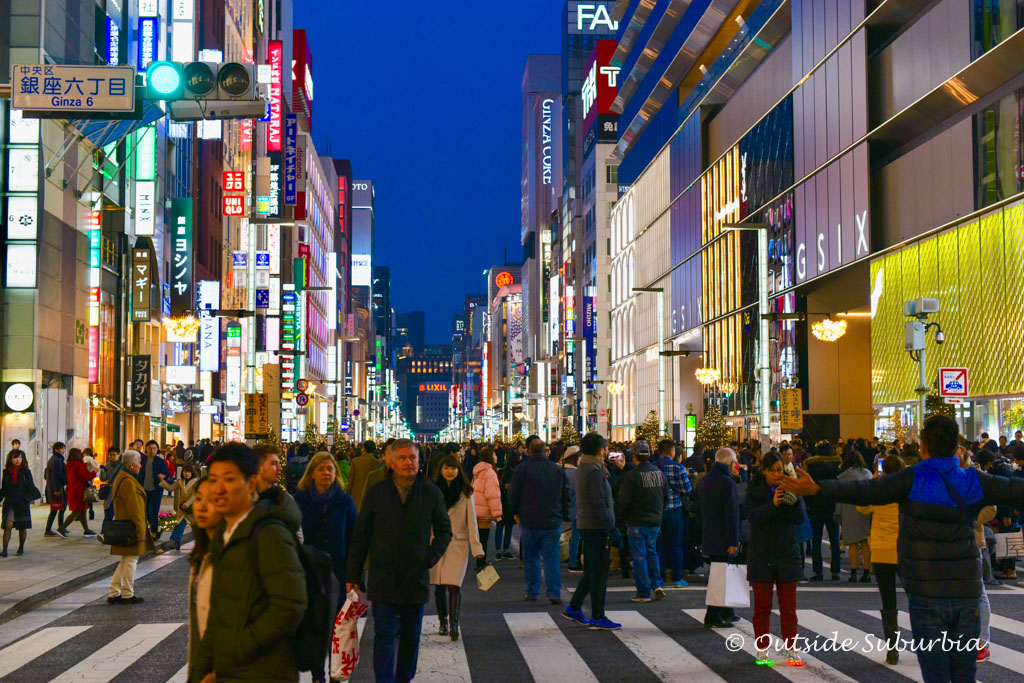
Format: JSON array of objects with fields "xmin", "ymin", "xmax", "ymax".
[{"xmin": 11, "ymin": 65, "xmax": 136, "ymax": 113}]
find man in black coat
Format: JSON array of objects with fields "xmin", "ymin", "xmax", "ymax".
[
  {"xmin": 44, "ymin": 442, "xmax": 67, "ymax": 536},
  {"xmin": 346, "ymin": 439, "xmax": 452, "ymax": 683},
  {"xmin": 781, "ymin": 416, "xmax": 1024, "ymax": 683},
  {"xmin": 696, "ymin": 447, "xmax": 741, "ymax": 628},
  {"xmin": 802, "ymin": 442, "xmax": 842, "ymax": 580}
]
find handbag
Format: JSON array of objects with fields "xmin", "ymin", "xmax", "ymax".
[
  {"xmin": 97, "ymin": 483, "xmax": 111, "ymax": 500},
  {"xmin": 330, "ymin": 588, "xmax": 369, "ymax": 681},
  {"xmin": 99, "ymin": 519, "xmax": 138, "ymax": 546},
  {"xmin": 476, "ymin": 564, "xmax": 500, "ymax": 591},
  {"xmin": 83, "ymin": 485, "xmax": 99, "ymax": 503},
  {"xmin": 705, "ymin": 561, "xmax": 750, "ymax": 608},
  {"xmin": 994, "ymin": 530, "xmax": 1024, "ymax": 559}
]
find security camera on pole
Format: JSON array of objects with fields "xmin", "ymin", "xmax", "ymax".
[{"xmin": 903, "ymin": 298, "xmax": 944, "ymax": 433}]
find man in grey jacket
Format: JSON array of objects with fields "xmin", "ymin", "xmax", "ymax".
[{"xmin": 562, "ymin": 432, "xmax": 620, "ymax": 631}]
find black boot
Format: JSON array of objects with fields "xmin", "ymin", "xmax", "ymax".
[
  {"xmin": 449, "ymin": 589, "xmax": 462, "ymax": 642},
  {"xmin": 435, "ymin": 587, "xmax": 448, "ymax": 636},
  {"xmin": 881, "ymin": 608, "xmax": 899, "ymax": 665}
]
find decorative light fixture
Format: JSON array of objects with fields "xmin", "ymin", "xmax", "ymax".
[
  {"xmin": 695, "ymin": 367, "xmax": 721, "ymax": 385},
  {"xmin": 811, "ymin": 317, "xmax": 848, "ymax": 342},
  {"xmin": 719, "ymin": 381, "xmax": 737, "ymax": 394},
  {"xmin": 162, "ymin": 315, "xmax": 201, "ymax": 339},
  {"xmin": 607, "ymin": 382, "xmax": 624, "ymax": 394}
]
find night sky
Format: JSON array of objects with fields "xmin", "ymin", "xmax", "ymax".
[{"xmin": 295, "ymin": 1, "xmax": 563, "ymax": 344}]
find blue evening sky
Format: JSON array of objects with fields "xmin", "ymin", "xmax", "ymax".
[{"xmin": 295, "ymin": 1, "xmax": 563, "ymax": 343}]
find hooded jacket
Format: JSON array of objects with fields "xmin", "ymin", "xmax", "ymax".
[
  {"xmin": 346, "ymin": 471, "xmax": 452, "ymax": 604},
  {"xmin": 745, "ymin": 474, "xmax": 806, "ymax": 583},
  {"xmin": 616, "ymin": 461, "xmax": 667, "ymax": 527},
  {"xmin": 472, "ymin": 461, "xmax": 502, "ymax": 524},
  {"xmin": 191, "ymin": 488, "xmax": 307, "ymax": 682},
  {"xmin": 817, "ymin": 456, "xmax": 1024, "ymax": 598}
]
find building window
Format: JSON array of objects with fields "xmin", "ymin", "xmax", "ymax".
[
  {"xmin": 606, "ymin": 165, "xmax": 618, "ymax": 184},
  {"xmin": 972, "ymin": 1, "xmax": 1024, "ymax": 59},
  {"xmin": 973, "ymin": 86, "xmax": 1024, "ymax": 209}
]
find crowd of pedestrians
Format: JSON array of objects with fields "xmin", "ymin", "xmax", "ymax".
[{"xmin": 3, "ymin": 420, "xmax": 1024, "ymax": 682}]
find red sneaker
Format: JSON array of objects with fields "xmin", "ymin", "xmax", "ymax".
[{"xmin": 977, "ymin": 647, "xmax": 991, "ymax": 663}]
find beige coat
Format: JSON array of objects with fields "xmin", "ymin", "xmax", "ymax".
[
  {"xmin": 429, "ymin": 493, "xmax": 484, "ymax": 587},
  {"xmin": 109, "ymin": 470, "xmax": 156, "ymax": 557}
]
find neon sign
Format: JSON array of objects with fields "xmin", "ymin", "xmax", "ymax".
[{"xmin": 495, "ymin": 271, "xmax": 514, "ymax": 287}]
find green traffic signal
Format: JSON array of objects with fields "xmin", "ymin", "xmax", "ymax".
[{"xmin": 147, "ymin": 61, "xmax": 183, "ymax": 99}]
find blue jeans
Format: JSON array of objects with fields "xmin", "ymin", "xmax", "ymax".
[
  {"xmin": 521, "ymin": 526, "xmax": 561, "ymax": 599},
  {"xmin": 170, "ymin": 517, "xmax": 188, "ymax": 543},
  {"xmin": 494, "ymin": 516, "xmax": 515, "ymax": 552},
  {"xmin": 371, "ymin": 601, "xmax": 425, "ymax": 683},
  {"xmin": 568, "ymin": 519, "xmax": 582, "ymax": 568},
  {"xmin": 907, "ymin": 593, "xmax": 980, "ymax": 683},
  {"xmin": 657, "ymin": 507, "xmax": 685, "ymax": 580},
  {"xmin": 628, "ymin": 525, "xmax": 662, "ymax": 597}
]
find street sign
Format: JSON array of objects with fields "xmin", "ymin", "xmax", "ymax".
[
  {"xmin": 295, "ymin": 393, "xmax": 309, "ymax": 407},
  {"xmin": 244, "ymin": 393, "xmax": 269, "ymax": 439},
  {"xmin": 598, "ymin": 409, "xmax": 608, "ymax": 422},
  {"xmin": 780, "ymin": 388, "xmax": 804, "ymax": 431},
  {"xmin": 353, "ymin": 409, "xmax": 360, "ymax": 417},
  {"xmin": 938, "ymin": 367, "xmax": 968, "ymax": 398},
  {"xmin": 12, "ymin": 65, "xmax": 136, "ymax": 113},
  {"xmin": 296, "ymin": 378, "xmax": 309, "ymax": 392}
]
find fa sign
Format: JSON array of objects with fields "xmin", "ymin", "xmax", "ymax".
[{"xmin": 577, "ymin": 3, "xmax": 618, "ymax": 32}]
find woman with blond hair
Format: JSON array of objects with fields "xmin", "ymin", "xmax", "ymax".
[{"xmin": 294, "ymin": 451, "xmax": 357, "ymax": 683}]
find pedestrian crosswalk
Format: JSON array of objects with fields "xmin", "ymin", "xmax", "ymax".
[{"xmin": 5, "ymin": 608, "xmax": 1024, "ymax": 681}]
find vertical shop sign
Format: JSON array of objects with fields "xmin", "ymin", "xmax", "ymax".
[
  {"xmin": 267, "ymin": 41, "xmax": 283, "ymax": 151},
  {"xmin": 132, "ymin": 246, "xmax": 151, "ymax": 322},
  {"xmin": 137, "ymin": 17, "xmax": 158, "ymax": 68},
  {"xmin": 284, "ymin": 114, "xmax": 298, "ymax": 204},
  {"xmin": 88, "ymin": 211, "xmax": 101, "ymax": 382},
  {"xmin": 294, "ymin": 135, "xmax": 306, "ymax": 219},
  {"xmin": 131, "ymin": 355, "xmax": 152, "ymax": 412},
  {"xmin": 198, "ymin": 280, "xmax": 221, "ymax": 373},
  {"xmin": 170, "ymin": 199, "xmax": 193, "ymax": 317}
]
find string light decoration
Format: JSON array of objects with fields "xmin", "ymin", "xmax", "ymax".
[
  {"xmin": 719, "ymin": 381, "xmax": 737, "ymax": 394},
  {"xmin": 162, "ymin": 315, "xmax": 201, "ymax": 339},
  {"xmin": 607, "ymin": 382, "xmax": 624, "ymax": 394},
  {"xmin": 811, "ymin": 317, "xmax": 848, "ymax": 342},
  {"xmin": 695, "ymin": 367, "xmax": 721, "ymax": 385}
]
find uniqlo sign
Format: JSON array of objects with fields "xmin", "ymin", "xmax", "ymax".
[
  {"xmin": 223, "ymin": 195, "xmax": 245, "ymax": 216},
  {"xmin": 224, "ymin": 171, "xmax": 245, "ymax": 192}
]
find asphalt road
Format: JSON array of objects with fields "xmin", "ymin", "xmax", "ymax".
[{"xmin": 3, "ymin": 544, "xmax": 1024, "ymax": 682}]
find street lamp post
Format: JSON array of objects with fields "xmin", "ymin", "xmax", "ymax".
[{"xmin": 722, "ymin": 223, "xmax": 771, "ymax": 450}]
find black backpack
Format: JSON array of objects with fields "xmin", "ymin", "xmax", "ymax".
[{"xmin": 249, "ymin": 518, "xmax": 340, "ymax": 672}]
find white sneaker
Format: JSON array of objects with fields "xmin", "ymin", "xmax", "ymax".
[
  {"xmin": 786, "ymin": 650, "xmax": 805, "ymax": 667},
  {"xmin": 755, "ymin": 648, "xmax": 773, "ymax": 666}
]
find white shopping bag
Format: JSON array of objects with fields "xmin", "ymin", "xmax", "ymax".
[
  {"xmin": 705, "ymin": 562, "xmax": 750, "ymax": 608},
  {"xmin": 994, "ymin": 530, "xmax": 1024, "ymax": 559},
  {"xmin": 330, "ymin": 588, "xmax": 369, "ymax": 681}
]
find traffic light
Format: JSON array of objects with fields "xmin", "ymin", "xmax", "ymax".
[{"xmin": 146, "ymin": 61, "xmax": 264, "ymax": 120}]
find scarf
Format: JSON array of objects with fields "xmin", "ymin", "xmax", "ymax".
[
  {"xmin": 6, "ymin": 465, "xmax": 18, "ymax": 485},
  {"xmin": 310, "ymin": 482, "xmax": 338, "ymax": 503},
  {"xmin": 436, "ymin": 478, "xmax": 463, "ymax": 510}
]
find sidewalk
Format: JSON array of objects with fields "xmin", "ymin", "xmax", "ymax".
[{"xmin": 0, "ymin": 495, "xmax": 186, "ymax": 622}]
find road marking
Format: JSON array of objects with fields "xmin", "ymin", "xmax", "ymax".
[
  {"xmin": 0, "ymin": 625, "xmax": 92, "ymax": 678},
  {"xmin": 873, "ymin": 610, "xmax": 1022, "ymax": 676},
  {"xmin": 607, "ymin": 610, "xmax": 725, "ymax": 681},
  {"xmin": 682, "ymin": 609, "xmax": 856, "ymax": 682},
  {"xmin": 987, "ymin": 613, "xmax": 1024, "ymax": 636},
  {"xmin": 0, "ymin": 545, "xmax": 189, "ymax": 649},
  {"xmin": 504, "ymin": 612, "xmax": 598, "ymax": 682},
  {"xmin": 797, "ymin": 609, "xmax": 923, "ymax": 682},
  {"xmin": 414, "ymin": 615, "xmax": 473, "ymax": 682},
  {"xmin": 50, "ymin": 622, "xmax": 182, "ymax": 682},
  {"xmin": 592, "ymin": 585, "xmax": 884, "ymax": 593}
]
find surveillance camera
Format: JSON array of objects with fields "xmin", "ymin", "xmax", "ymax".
[{"xmin": 934, "ymin": 331, "xmax": 945, "ymax": 344}]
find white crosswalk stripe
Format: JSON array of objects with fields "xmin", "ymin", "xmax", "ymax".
[
  {"xmin": 985, "ymin": 612, "xmax": 1024, "ymax": 636},
  {"xmin": 867, "ymin": 610, "xmax": 1024, "ymax": 674},
  {"xmin": 414, "ymin": 616, "xmax": 473, "ymax": 682},
  {"xmin": 681, "ymin": 609, "xmax": 857, "ymax": 682},
  {"xmin": 504, "ymin": 612, "xmax": 598, "ymax": 682},
  {"xmin": 166, "ymin": 664, "xmax": 189, "ymax": 682},
  {"xmin": 608, "ymin": 610, "xmax": 726, "ymax": 681},
  {"xmin": 796, "ymin": 609, "xmax": 924, "ymax": 682},
  {"xmin": 0, "ymin": 626, "xmax": 92, "ymax": 678},
  {"xmin": 50, "ymin": 622, "xmax": 182, "ymax": 682}
]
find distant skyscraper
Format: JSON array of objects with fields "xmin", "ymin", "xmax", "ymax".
[{"xmin": 396, "ymin": 311, "xmax": 425, "ymax": 355}]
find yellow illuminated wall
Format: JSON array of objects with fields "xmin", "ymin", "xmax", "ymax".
[{"xmin": 871, "ymin": 200, "xmax": 1024, "ymax": 404}]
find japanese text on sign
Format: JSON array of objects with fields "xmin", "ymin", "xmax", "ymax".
[
  {"xmin": 224, "ymin": 171, "xmax": 245, "ymax": 191},
  {"xmin": 132, "ymin": 247, "xmax": 151, "ymax": 322},
  {"xmin": 12, "ymin": 64, "xmax": 136, "ymax": 113},
  {"xmin": 780, "ymin": 388, "xmax": 803, "ymax": 431},
  {"xmin": 170, "ymin": 199, "xmax": 193, "ymax": 318}
]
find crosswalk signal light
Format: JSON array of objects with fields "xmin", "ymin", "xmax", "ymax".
[{"xmin": 147, "ymin": 61, "xmax": 183, "ymax": 100}]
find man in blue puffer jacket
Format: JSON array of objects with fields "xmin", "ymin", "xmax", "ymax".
[{"xmin": 780, "ymin": 415, "xmax": 1024, "ymax": 683}]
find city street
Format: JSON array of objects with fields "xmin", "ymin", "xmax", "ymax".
[{"xmin": 3, "ymin": 541, "xmax": 1024, "ymax": 682}]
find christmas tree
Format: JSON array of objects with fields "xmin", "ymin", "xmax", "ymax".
[
  {"xmin": 925, "ymin": 386, "xmax": 955, "ymax": 420},
  {"xmin": 635, "ymin": 410, "xmax": 661, "ymax": 444},
  {"xmin": 561, "ymin": 419, "xmax": 580, "ymax": 446},
  {"xmin": 304, "ymin": 420, "xmax": 327, "ymax": 453},
  {"xmin": 696, "ymin": 405, "xmax": 730, "ymax": 449}
]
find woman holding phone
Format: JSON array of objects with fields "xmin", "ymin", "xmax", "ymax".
[{"xmin": 750, "ymin": 452, "xmax": 807, "ymax": 667}]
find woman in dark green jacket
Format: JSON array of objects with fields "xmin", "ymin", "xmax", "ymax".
[{"xmin": 192, "ymin": 447, "xmax": 307, "ymax": 683}]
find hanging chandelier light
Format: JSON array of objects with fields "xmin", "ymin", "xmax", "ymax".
[
  {"xmin": 811, "ymin": 317, "xmax": 848, "ymax": 342},
  {"xmin": 719, "ymin": 381, "xmax": 737, "ymax": 394},
  {"xmin": 162, "ymin": 315, "xmax": 201, "ymax": 339},
  {"xmin": 695, "ymin": 367, "xmax": 721, "ymax": 385}
]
